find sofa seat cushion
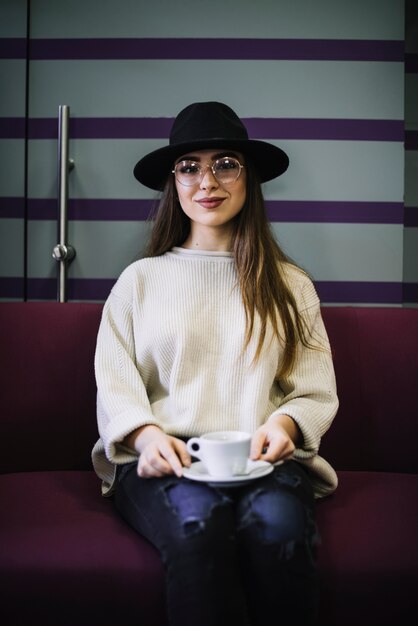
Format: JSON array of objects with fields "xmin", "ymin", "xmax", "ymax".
[
  {"xmin": 0, "ymin": 471, "xmax": 167, "ymax": 626},
  {"xmin": 316, "ymin": 470, "xmax": 418, "ymax": 625},
  {"xmin": 1, "ymin": 469, "xmax": 418, "ymax": 626}
]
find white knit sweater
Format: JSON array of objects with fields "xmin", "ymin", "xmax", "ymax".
[{"xmin": 92, "ymin": 247, "xmax": 339, "ymax": 497}]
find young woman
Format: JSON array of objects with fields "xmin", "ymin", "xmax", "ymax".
[{"xmin": 92, "ymin": 101, "xmax": 338, "ymax": 626}]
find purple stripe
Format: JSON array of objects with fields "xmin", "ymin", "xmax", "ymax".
[
  {"xmin": 1, "ymin": 278, "xmax": 409, "ymax": 303},
  {"xmin": 0, "ymin": 278, "xmax": 24, "ymax": 299},
  {"xmin": 315, "ymin": 281, "xmax": 403, "ymax": 304},
  {"xmin": 14, "ymin": 117, "xmax": 403, "ymax": 141},
  {"xmin": 405, "ymin": 207, "xmax": 418, "ymax": 227},
  {"xmin": 0, "ymin": 38, "xmax": 27, "ymax": 59},
  {"xmin": 0, "ymin": 197, "xmax": 406, "ymax": 225},
  {"xmin": 26, "ymin": 278, "xmax": 56, "ymax": 300},
  {"xmin": 5, "ymin": 278, "xmax": 116, "ymax": 300},
  {"xmin": 26, "ymin": 278, "xmax": 116, "ymax": 301},
  {"xmin": 26, "ymin": 117, "xmax": 175, "ymax": 140},
  {"xmin": 266, "ymin": 201, "xmax": 403, "ymax": 224},
  {"xmin": 0, "ymin": 118, "xmax": 26, "ymax": 139},
  {"xmin": 405, "ymin": 130, "xmax": 418, "ymax": 150},
  {"xmin": 26, "ymin": 198, "xmax": 156, "ymax": 221},
  {"xmin": 405, "ymin": 53, "xmax": 418, "ymax": 73},
  {"xmin": 403, "ymin": 283, "xmax": 418, "ymax": 302},
  {"xmin": 20, "ymin": 198, "xmax": 404, "ymax": 224},
  {"xmin": 27, "ymin": 118, "xmax": 56, "ymax": 140},
  {"xmin": 0, "ymin": 197, "xmax": 25, "ymax": 218},
  {"xmin": 0, "ymin": 36, "xmax": 404, "ymax": 62},
  {"xmin": 69, "ymin": 117, "xmax": 174, "ymax": 139},
  {"xmin": 245, "ymin": 119, "xmax": 403, "ymax": 141},
  {"xmin": 67, "ymin": 278, "xmax": 116, "ymax": 300},
  {"xmin": 28, "ymin": 38, "xmax": 404, "ymax": 61}
]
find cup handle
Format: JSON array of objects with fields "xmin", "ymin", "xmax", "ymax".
[{"xmin": 187, "ymin": 437, "xmax": 202, "ymax": 460}]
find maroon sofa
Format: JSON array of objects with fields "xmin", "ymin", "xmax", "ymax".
[{"xmin": 0, "ymin": 302, "xmax": 417, "ymax": 626}]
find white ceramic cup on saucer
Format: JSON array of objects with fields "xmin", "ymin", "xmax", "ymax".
[{"xmin": 186, "ymin": 431, "xmax": 251, "ymax": 478}]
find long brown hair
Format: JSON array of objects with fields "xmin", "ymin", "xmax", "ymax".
[{"xmin": 145, "ymin": 157, "xmax": 316, "ymax": 379}]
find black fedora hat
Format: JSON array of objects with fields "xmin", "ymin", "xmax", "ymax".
[{"xmin": 133, "ymin": 101, "xmax": 289, "ymax": 191}]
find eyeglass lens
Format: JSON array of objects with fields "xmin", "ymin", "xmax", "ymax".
[{"xmin": 173, "ymin": 157, "xmax": 242, "ymax": 186}]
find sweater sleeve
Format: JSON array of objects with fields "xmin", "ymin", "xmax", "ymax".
[
  {"xmin": 269, "ymin": 272, "xmax": 339, "ymax": 460},
  {"xmin": 94, "ymin": 283, "xmax": 160, "ymax": 465}
]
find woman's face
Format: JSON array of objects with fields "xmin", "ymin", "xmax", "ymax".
[{"xmin": 173, "ymin": 149, "xmax": 246, "ymax": 236}]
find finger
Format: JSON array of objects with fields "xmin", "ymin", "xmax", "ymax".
[
  {"xmin": 281, "ymin": 444, "xmax": 295, "ymax": 460},
  {"xmin": 138, "ymin": 465, "xmax": 165, "ymax": 478},
  {"xmin": 172, "ymin": 439, "xmax": 192, "ymax": 469},
  {"xmin": 137, "ymin": 457, "xmax": 165, "ymax": 478},
  {"xmin": 159, "ymin": 441, "xmax": 186, "ymax": 477},
  {"xmin": 143, "ymin": 446, "xmax": 174, "ymax": 475},
  {"xmin": 262, "ymin": 438, "xmax": 294, "ymax": 463},
  {"xmin": 250, "ymin": 430, "xmax": 267, "ymax": 460}
]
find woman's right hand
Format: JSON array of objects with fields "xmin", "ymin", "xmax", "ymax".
[{"xmin": 132, "ymin": 425, "xmax": 191, "ymax": 479}]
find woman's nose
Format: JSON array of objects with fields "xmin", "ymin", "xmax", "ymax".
[{"xmin": 200, "ymin": 165, "xmax": 218, "ymax": 189}]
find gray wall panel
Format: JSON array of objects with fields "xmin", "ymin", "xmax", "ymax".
[
  {"xmin": 0, "ymin": 0, "xmax": 27, "ymax": 37},
  {"xmin": 271, "ymin": 223, "xmax": 403, "ymax": 282},
  {"xmin": 0, "ymin": 0, "xmax": 27, "ymax": 300},
  {"xmin": 403, "ymin": 228, "xmax": 418, "ymax": 282},
  {"xmin": 405, "ymin": 75, "xmax": 418, "ymax": 127},
  {"xmin": 263, "ymin": 141, "xmax": 403, "ymax": 202},
  {"xmin": 27, "ymin": 139, "xmax": 404, "ymax": 202},
  {"xmin": 0, "ymin": 140, "xmax": 25, "ymax": 195},
  {"xmin": 27, "ymin": 139, "xmax": 57, "ymax": 199},
  {"xmin": 27, "ymin": 221, "xmax": 55, "ymax": 279},
  {"xmin": 405, "ymin": 152, "xmax": 418, "ymax": 205},
  {"xmin": 26, "ymin": 220, "xmax": 404, "ymax": 284},
  {"xmin": 1, "ymin": 0, "xmax": 409, "ymax": 303},
  {"xmin": 0, "ymin": 60, "xmax": 26, "ymax": 116},
  {"xmin": 30, "ymin": 0, "xmax": 403, "ymax": 39},
  {"xmin": 29, "ymin": 60, "xmax": 404, "ymax": 120},
  {"xmin": 27, "ymin": 219, "xmax": 151, "ymax": 278},
  {"xmin": 0, "ymin": 219, "xmax": 24, "ymax": 276},
  {"xmin": 70, "ymin": 219, "xmax": 151, "ymax": 278}
]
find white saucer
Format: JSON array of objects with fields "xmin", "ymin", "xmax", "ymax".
[{"xmin": 183, "ymin": 459, "xmax": 274, "ymax": 487}]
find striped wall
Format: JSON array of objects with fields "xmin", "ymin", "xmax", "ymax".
[
  {"xmin": 0, "ymin": 0, "xmax": 415, "ymax": 305},
  {"xmin": 404, "ymin": 0, "xmax": 418, "ymax": 305},
  {"xmin": 0, "ymin": 0, "xmax": 27, "ymax": 300}
]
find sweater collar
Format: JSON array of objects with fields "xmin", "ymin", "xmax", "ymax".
[{"xmin": 169, "ymin": 246, "xmax": 234, "ymax": 261}]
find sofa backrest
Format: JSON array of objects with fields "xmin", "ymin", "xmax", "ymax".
[
  {"xmin": 0, "ymin": 303, "xmax": 102, "ymax": 473},
  {"xmin": 0, "ymin": 303, "xmax": 417, "ymax": 474},
  {"xmin": 320, "ymin": 306, "xmax": 418, "ymax": 474}
]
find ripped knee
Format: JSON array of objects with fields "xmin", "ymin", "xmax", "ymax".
[
  {"xmin": 238, "ymin": 487, "xmax": 319, "ymax": 562},
  {"xmin": 162, "ymin": 481, "xmax": 231, "ymax": 538}
]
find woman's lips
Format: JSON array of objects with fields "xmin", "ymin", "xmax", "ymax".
[{"xmin": 196, "ymin": 197, "xmax": 225, "ymax": 209}]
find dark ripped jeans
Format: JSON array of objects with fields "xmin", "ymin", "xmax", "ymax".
[{"xmin": 114, "ymin": 460, "xmax": 319, "ymax": 626}]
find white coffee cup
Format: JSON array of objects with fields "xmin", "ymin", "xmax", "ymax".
[{"xmin": 187, "ymin": 431, "xmax": 251, "ymax": 478}]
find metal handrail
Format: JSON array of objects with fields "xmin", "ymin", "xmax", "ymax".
[{"xmin": 52, "ymin": 105, "xmax": 75, "ymax": 302}]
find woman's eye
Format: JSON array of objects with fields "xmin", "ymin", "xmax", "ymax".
[
  {"xmin": 217, "ymin": 159, "xmax": 238, "ymax": 171},
  {"xmin": 180, "ymin": 162, "xmax": 199, "ymax": 174}
]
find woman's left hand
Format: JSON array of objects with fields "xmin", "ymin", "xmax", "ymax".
[{"xmin": 250, "ymin": 414, "xmax": 300, "ymax": 464}]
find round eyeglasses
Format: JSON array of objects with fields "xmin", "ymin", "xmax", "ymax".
[{"xmin": 172, "ymin": 156, "xmax": 244, "ymax": 187}]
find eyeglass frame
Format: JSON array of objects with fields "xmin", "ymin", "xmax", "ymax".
[{"xmin": 172, "ymin": 155, "xmax": 245, "ymax": 187}]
